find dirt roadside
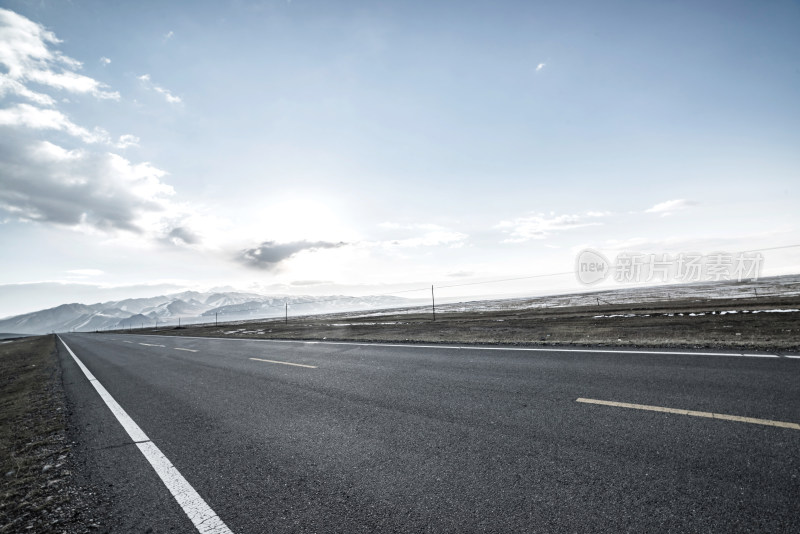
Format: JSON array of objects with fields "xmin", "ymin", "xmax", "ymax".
[
  {"xmin": 134, "ymin": 295, "xmax": 800, "ymax": 353},
  {"xmin": 0, "ymin": 335, "xmax": 108, "ymax": 533}
]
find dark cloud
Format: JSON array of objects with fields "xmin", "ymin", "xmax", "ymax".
[
  {"xmin": 164, "ymin": 226, "xmax": 199, "ymax": 245},
  {"xmin": 446, "ymin": 270, "xmax": 474, "ymax": 278},
  {"xmin": 237, "ymin": 241, "xmax": 345, "ymax": 270},
  {"xmin": 0, "ymin": 137, "xmax": 171, "ymax": 233}
]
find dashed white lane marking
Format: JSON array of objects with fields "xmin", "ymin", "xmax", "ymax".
[
  {"xmin": 139, "ymin": 334, "xmax": 783, "ymax": 359},
  {"xmin": 58, "ymin": 336, "xmax": 234, "ymax": 534},
  {"xmin": 139, "ymin": 343, "xmax": 166, "ymax": 347},
  {"xmin": 249, "ymin": 357, "xmax": 317, "ymax": 369},
  {"xmin": 123, "ymin": 341, "xmax": 134, "ymax": 344},
  {"xmin": 175, "ymin": 347, "xmax": 199, "ymax": 353},
  {"xmin": 576, "ymin": 398, "xmax": 800, "ymax": 430}
]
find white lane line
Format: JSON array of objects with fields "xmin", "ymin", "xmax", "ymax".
[
  {"xmin": 249, "ymin": 357, "xmax": 317, "ymax": 369},
  {"xmin": 142, "ymin": 335, "xmax": 782, "ymax": 359},
  {"xmin": 576, "ymin": 398, "xmax": 800, "ymax": 430},
  {"xmin": 123, "ymin": 341, "xmax": 134, "ymax": 344},
  {"xmin": 175, "ymin": 347, "xmax": 199, "ymax": 353},
  {"xmin": 58, "ymin": 336, "xmax": 233, "ymax": 534},
  {"xmin": 139, "ymin": 343, "xmax": 166, "ymax": 347}
]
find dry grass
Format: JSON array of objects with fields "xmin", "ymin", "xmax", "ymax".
[
  {"xmin": 0, "ymin": 335, "xmax": 67, "ymax": 532},
  {"xmin": 0, "ymin": 336, "xmax": 106, "ymax": 533},
  {"xmin": 138, "ymin": 295, "xmax": 800, "ymax": 352}
]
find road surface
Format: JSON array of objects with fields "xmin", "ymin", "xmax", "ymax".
[{"xmin": 57, "ymin": 333, "xmax": 800, "ymax": 532}]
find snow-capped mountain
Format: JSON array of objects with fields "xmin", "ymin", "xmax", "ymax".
[{"xmin": 0, "ymin": 291, "xmax": 410, "ymax": 334}]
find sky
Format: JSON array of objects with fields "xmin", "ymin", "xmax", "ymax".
[{"xmin": 0, "ymin": 0, "xmax": 798, "ymax": 318}]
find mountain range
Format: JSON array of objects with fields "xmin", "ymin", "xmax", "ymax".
[{"xmin": 0, "ymin": 291, "xmax": 410, "ymax": 335}]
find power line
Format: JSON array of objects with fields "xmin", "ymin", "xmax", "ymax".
[
  {"xmin": 133, "ymin": 242, "xmax": 800, "ymax": 327},
  {"xmin": 205, "ymin": 242, "xmax": 800, "ymax": 316},
  {"xmin": 436, "ymin": 271, "xmax": 574, "ymax": 290},
  {"xmin": 741, "ymin": 244, "xmax": 800, "ymax": 253}
]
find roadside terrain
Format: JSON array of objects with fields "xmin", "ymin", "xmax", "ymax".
[
  {"xmin": 129, "ymin": 294, "xmax": 800, "ymax": 352},
  {"xmin": 0, "ymin": 336, "xmax": 107, "ymax": 533}
]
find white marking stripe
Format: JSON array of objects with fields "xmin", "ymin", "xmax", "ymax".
[
  {"xmin": 249, "ymin": 357, "xmax": 317, "ymax": 368},
  {"xmin": 576, "ymin": 398, "xmax": 800, "ymax": 430},
  {"xmin": 123, "ymin": 341, "xmax": 134, "ymax": 344},
  {"xmin": 134, "ymin": 442, "xmax": 231, "ymax": 533},
  {"xmin": 58, "ymin": 336, "xmax": 233, "ymax": 534},
  {"xmin": 140, "ymin": 343, "xmax": 166, "ymax": 347},
  {"xmin": 142, "ymin": 334, "xmax": 785, "ymax": 358},
  {"xmin": 175, "ymin": 348, "xmax": 199, "ymax": 352}
]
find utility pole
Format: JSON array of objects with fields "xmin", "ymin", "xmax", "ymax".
[
  {"xmin": 431, "ymin": 285, "xmax": 436, "ymax": 321},
  {"xmin": 285, "ymin": 301, "xmax": 288, "ymax": 324},
  {"xmin": 178, "ymin": 317, "xmax": 181, "ymax": 327},
  {"xmin": 215, "ymin": 312, "xmax": 218, "ymax": 327}
]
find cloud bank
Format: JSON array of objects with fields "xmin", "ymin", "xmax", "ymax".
[
  {"xmin": 0, "ymin": 8, "xmax": 194, "ymax": 245},
  {"xmin": 0, "ymin": 8, "xmax": 119, "ymax": 102},
  {"xmin": 497, "ymin": 211, "xmax": 607, "ymax": 242}
]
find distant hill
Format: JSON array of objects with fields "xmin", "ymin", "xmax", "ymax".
[
  {"xmin": 0, "ymin": 291, "xmax": 410, "ymax": 335},
  {"xmin": 0, "ymin": 333, "xmax": 35, "ymax": 340},
  {"xmin": 5, "ymin": 274, "xmax": 795, "ymax": 335}
]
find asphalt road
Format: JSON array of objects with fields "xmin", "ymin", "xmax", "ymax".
[{"xmin": 57, "ymin": 334, "xmax": 800, "ymax": 533}]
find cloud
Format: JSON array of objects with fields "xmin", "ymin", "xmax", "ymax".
[
  {"xmin": 0, "ymin": 10, "xmax": 142, "ymax": 160},
  {"xmin": 163, "ymin": 226, "xmax": 200, "ymax": 246},
  {"xmin": 237, "ymin": 241, "xmax": 346, "ymax": 270},
  {"xmin": 0, "ymin": 102, "xmax": 109, "ymax": 143},
  {"xmin": 496, "ymin": 211, "xmax": 607, "ymax": 242},
  {"xmin": 116, "ymin": 134, "xmax": 139, "ymax": 148},
  {"xmin": 100, "ymin": 56, "xmax": 111, "ymax": 65},
  {"xmin": 536, "ymin": 62, "xmax": 546, "ymax": 72},
  {"xmin": 645, "ymin": 199, "xmax": 698, "ymax": 216},
  {"xmin": 155, "ymin": 86, "xmax": 181, "ymax": 104},
  {"xmin": 290, "ymin": 280, "xmax": 333, "ymax": 286},
  {"xmin": 138, "ymin": 73, "xmax": 182, "ymax": 104},
  {"xmin": 0, "ymin": 8, "xmax": 119, "ymax": 101},
  {"xmin": 377, "ymin": 222, "xmax": 468, "ymax": 248},
  {"xmin": 0, "ymin": 76, "xmax": 55, "ymax": 106},
  {"xmin": 163, "ymin": 30, "xmax": 174, "ymax": 41},
  {"xmin": 0, "ymin": 10, "xmax": 205, "ymax": 248},
  {"xmin": 0, "ymin": 138, "xmax": 175, "ymax": 233}
]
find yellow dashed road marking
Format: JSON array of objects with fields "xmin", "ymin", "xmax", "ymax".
[{"xmin": 576, "ymin": 398, "xmax": 800, "ymax": 430}]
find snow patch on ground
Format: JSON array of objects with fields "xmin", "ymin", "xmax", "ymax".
[{"xmin": 592, "ymin": 309, "xmax": 799, "ymax": 319}]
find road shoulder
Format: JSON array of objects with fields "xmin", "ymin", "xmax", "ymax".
[{"xmin": 0, "ymin": 335, "xmax": 108, "ymax": 532}]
